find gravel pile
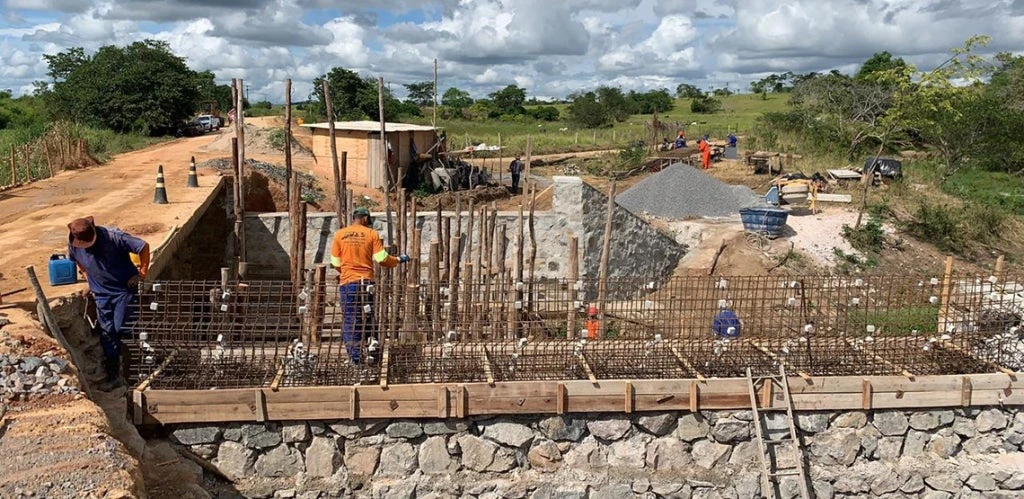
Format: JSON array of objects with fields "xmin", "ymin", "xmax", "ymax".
[
  {"xmin": 1, "ymin": 354, "xmax": 78, "ymax": 400},
  {"xmin": 616, "ymin": 163, "xmax": 765, "ymax": 218},
  {"xmin": 198, "ymin": 157, "xmax": 324, "ymax": 202}
]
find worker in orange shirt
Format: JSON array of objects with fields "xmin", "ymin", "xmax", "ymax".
[
  {"xmin": 698, "ymin": 137, "xmax": 711, "ymax": 170},
  {"xmin": 330, "ymin": 207, "xmax": 409, "ymax": 365}
]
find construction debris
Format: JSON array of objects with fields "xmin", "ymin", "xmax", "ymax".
[{"xmin": 198, "ymin": 158, "xmax": 324, "ymax": 203}]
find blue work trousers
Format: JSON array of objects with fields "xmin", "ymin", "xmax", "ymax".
[
  {"xmin": 94, "ymin": 291, "xmax": 138, "ymax": 364},
  {"xmin": 339, "ymin": 282, "xmax": 374, "ymax": 364},
  {"xmin": 511, "ymin": 174, "xmax": 521, "ymax": 194}
]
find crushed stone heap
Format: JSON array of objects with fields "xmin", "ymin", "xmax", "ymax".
[{"xmin": 616, "ymin": 163, "xmax": 765, "ymax": 218}]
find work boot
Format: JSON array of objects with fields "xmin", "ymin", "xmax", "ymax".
[{"xmin": 100, "ymin": 358, "xmax": 125, "ymax": 392}]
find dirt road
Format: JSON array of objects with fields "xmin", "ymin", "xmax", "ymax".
[{"xmin": 0, "ymin": 133, "xmax": 225, "ymax": 306}]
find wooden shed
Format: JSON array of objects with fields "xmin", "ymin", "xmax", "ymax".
[{"xmin": 302, "ymin": 121, "xmax": 437, "ymax": 189}]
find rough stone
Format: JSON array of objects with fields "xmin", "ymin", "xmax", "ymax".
[
  {"xmin": 637, "ymin": 412, "xmax": 677, "ymax": 436},
  {"xmin": 246, "ymin": 430, "xmax": 283, "ymax": 450},
  {"xmin": 329, "ymin": 421, "xmax": 387, "ymax": 439},
  {"xmin": 304, "ymin": 436, "xmax": 342, "ymax": 478},
  {"xmin": 643, "ymin": 437, "xmax": 691, "ymax": 471},
  {"xmin": 903, "ymin": 429, "xmax": 929, "ymax": 456},
  {"xmin": 384, "ymin": 421, "xmax": 424, "ymax": 439},
  {"xmin": 423, "ymin": 421, "xmax": 471, "ymax": 435},
  {"xmin": 191, "ymin": 444, "xmax": 217, "ymax": 460},
  {"xmin": 711, "ymin": 418, "xmax": 749, "ymax": 443},
  {"xmin": 632, "ymin": 478, "xmax": 650, "ymax": 494},
  {"xmin": 857, "ymin": 425, "xmax": 881, "ymax": 457},
  {"xmin": 215, "ymin": 441, "xmax": 256, "ymax": 480},
  {"xmin": 527, "ymin": 439, "xmax": 562, "ymax": 472},
  {"xmin": 795, "ymin": 413, "xmax": 830, "ymax": 434},
  {"xmin": 458, "ymin": 435, "xmax": 515, "ymax": 473},
  {"xmin": 388, "ymin": 481, "xmax": 417, "ymax": 499},
  {"xmin": 590, "ymin": 483, "xmax": 633, "ymax": 499},
  {"xmin": 962, "ymin": 434, "xmax": 1006, "ymax": 454},
  {"xmin": 734, "ymin": 472, "xmax": 760, "ymax": 499},
  {"xmin": 873, "ymin": 411, "xmax": 909, "ymax": 436},
  {"xmin": 563, "ymin": 440, "xmax": 607, "ymax": 470},
  {"xmin": 587, "ymin": 417, "xmax": 633, "ymax": 441},
  {"xmin": 255, "ymin": 445, "xmax": 304, "ymax": 478},
  {"xmin": 809, "ymin": 428, "xmax": 860, "ymax": 466},
  {"xmin": 875, "ymin": 436, "xmax": 903, "ymax": 461},
  {"xmin": 552, "ymin": 485, "xmax": 590, "ymax": 499},
  {"xmin": 343, "ymin": 445, "xmax": 380, "ymax": 477},
  {"xmin": 379, "ymin": 442, "xmax": 418, "ymax": 476},
  {"xmin": 966, "ymin": 474, "xmax": 997, "ymax": 491},
  {"xmin": 926, "ymin": 432, "xmax": 961, "ymax": 458},
  {"xmin": 920, "ymin": 492, "xmax": 952, "ymax": 499},
  {"xmin": 976, "ymin": 408, "xmax": 1009, "ymax": 432},
  {"xmin": 812, "ymin": 481, "xmax": 834, "ymax": 499},
  {"xmin": 869, "ymin": 470, "xmax": 901, "ymax": 496},
  {"xmin": 650, "ymin": 483, "xmax": 685, "ymax": 497},
  {"xmin": 952, "ymin": 416, "xmax": 978, "ymax": 438},
  {"xmin": 675, "ymin": 413, "xmax": 710, "ymax": 442},
  {"xmin": 925, "ymin": 474, "xmax": 964, "ymax": 493},
  {"xmin": 481, "ymin": 421, "xmax": 535, "ymax": 447},
  {"xmin": 1003, "ymin": 472, "xmax": 1024, "ymax": 490},
  {"xmin": 608, "ymin": 433, "xmax": 651, "ymax": 469},
  {"xmin": 417, "ymin": 436, "xmax": 456, "ymax": 475},
  {"xmin": 691, "ymin": 439, "xmax": 731, "ymax": 469},
  {"xmin": 537, "ymin": 416, "xmax": 587, "ymax": 442},
  {"xmin": 282, "ymin": 422, "xmax": 311, "ymax": 444},
  {"xmin": 900, "ymin": 474, "xmax": 925, "ymax": 493},
  {"xmin": 728, "ymin": 441, "xmax": 759, "ymax": 468},
  {"xmin": 909, "ymin": 411, "xmax": 954, "ymax": 431},
  {"xmin": 171, "ymin": 426, "xmax": 223, "ymax": 446}
]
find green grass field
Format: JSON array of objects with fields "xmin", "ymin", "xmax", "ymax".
[{"xmin": 406, "ymin": 93, "xmax": 792, "ymax": 155}]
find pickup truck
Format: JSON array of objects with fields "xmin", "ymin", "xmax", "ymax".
[{"xmin": 196, "ymin": 114, "xmax": 219, "ymax": 132}]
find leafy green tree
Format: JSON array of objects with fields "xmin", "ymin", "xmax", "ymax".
[
  {"xmin": 526, "ymin": 105, "xmax": 559, "ymax": 121},
  {"xmin": 712, "ymin": 87, "xmax": 734, "ymax": 97},
  {"xmin": 690, "ymin": 94, "xmax": 722, "ymax": 114},
  {"xmin": 630, "ymin": 89, "xmax": 674, "ymax": 114},
  {"xmin": 596, "ymin": 86, "xmax": 635, "ymax": 122},
  {"xmin": 312, "ymin": 68, "xmax": 409, "ymax": 121},
  {"xmin": 789, "ymin": 71, "xmax": 895, "ymax": 158},
  {"xmin": 404, "ymin": 81, "xmax": 435, "ymax": 107},
  {"xmin": 676, "ymin": 83, "xmax": 702, "ymax": 98},
  {"xmin": 43, "ymin": 40, "xmax": 200, "ymax": 134},
  {"xmin": 567, "ymin": 91, "xmax": 609, "ymax": 128},
  {"xmin": 441, "ymin": 87, "xmax": 473, "ymax": 118},
  {"xmin": 856, "ymin": 51, "xmax": 908, "ymax": 80},
  {"xmin": 488, "ymin": 85, "xmax": 527, "ymax": 116}
]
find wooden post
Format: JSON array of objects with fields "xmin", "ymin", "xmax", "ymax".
[
  {"xmin": 378, "ymin": 77, "xmax": 394, "ymax": 248},
  {"xmin": 497, "ymin": 133, "xmax": 503, "ymax": 188},
  {"xmin": 24, "ymin": 144, "xmax": 32, "ymax": 182},
  {"xmin": 342, "ymin": 153, "xmax": 349, "ymax": 227},
  {"xmin": 289, "ymin": 172, "xmax": 301, "ymax": 287},
  {"xmin": 44, "ymin": 142, "xmax": 54, "ymax": 178},
  {"xmin": 232, "ymin": 138, "xmax": 242, "ymax": 259},
  {"xmin": 524, "ymin": 135, "xmax": 533, "ymax": 189},
  {"xmin": 235, "ymin": 78, "xmax": 246, "ymax": 212},
  {"xmin": 597, "ymin": 182, "xmax": 617, "ymax": 337},
  {"xmin": 296, "ymin": 201, "xmax": 308, "ymax": 278},
  {"xmin": 285, "ymin": 79, "xmax": 293, "ymax": 203},
  {"xmin": 310, "ymin": 265, "xmax": 327, "ymax": 347},
  {"xmin": 527, "ymin": 184, "xmax": 537, "ymax": 313},
  {"xmin": 995, "ymin": 255, "xmax": 1006, "ymax": 282},
  {"xmin": 429, "ymin": 240, "xmax": 441, "ymax": 341},
  {"xmin": 432, "ymin": 58, "xmax": 438, "ymax": 129},
  {"xmin": 8, "ymin": 144, "xmax": 15, "ymax": 187},
  {"xmin": 567, "ymin": 234, "xmax": 579, "ymax": 338},
  {"xmin": 323, "ymin": 79, "xmax": 344, "ymax": 224},
  {"xmin": 938, "ymin": 256, "xmax": 954, "ymax": 334}
]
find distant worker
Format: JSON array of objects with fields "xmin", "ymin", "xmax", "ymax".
[
  {"xmin": 713, "ymin": 306, "xmax": 741, "ymax": 338},
  {"xmin": 509, "ymin": 154, "xmax": 524, "ymax": 194},
  {"xmin": 728, "ymin": 133, "xmax": 738, "ymax": 148},
  {"xmin": 674, "ymin": 130, "xmax": 686, "ymax": 149},
  {"xmin": 67, "ymin": 216, "xmax": 149, "ymax": 391},
  {"xmin": 698, "ymin": 138, "xmax": 711, "ymax": 170},
  {"xmin": 330, "ymin": 207, "xmax": 409, "ymax": 366},
  {"xmin": 585, "ymin": 305, "xmax": 599, "ymax": 340}
]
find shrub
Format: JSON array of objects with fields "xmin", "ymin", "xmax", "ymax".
[
  {"xmin": 842, "ymin": 217, "xmax": 886, "ymax": 253},
  {"xmin": 904, "ymin": 202, "xmax": 962, "ymax": 252},
  {"xmin": 690, "ymin": 95, "xmax": 722, "ymax": 114}
]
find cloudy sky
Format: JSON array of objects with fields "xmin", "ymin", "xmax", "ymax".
[{"xmin": 2, "ymin": 0, "xmax": 1023, "ymax": 101}]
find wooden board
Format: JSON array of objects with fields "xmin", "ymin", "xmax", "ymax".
[
  {"xmin": 138, "ymin": 373, "xmax": 1022, "ymax": 424},
  {"xmin": 827, "ymin": 169, "xmax": 862, "ymax": 180}
]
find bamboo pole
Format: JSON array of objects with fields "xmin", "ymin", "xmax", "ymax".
[
  {"xmin": 597, "ymin": 182, "xmax": 617, "ymax": 337},
  {"xmin": 285, "ymin": 79, "xmax": 293, "ymax": 203}
]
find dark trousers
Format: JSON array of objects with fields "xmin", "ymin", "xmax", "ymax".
[
  {"xmin": 94, "ymin": 291, "xmax": 138, "ymax": 365},
  {"xmin": 340, "ymin": 282, "xmax": 374, "ymax": 364},
  {"xmin": 511, "ymin": 173, "xmax": 521, "ymax": 193}
]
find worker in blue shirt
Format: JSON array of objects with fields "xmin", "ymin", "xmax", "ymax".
[
  {"xmin": 728, "ymin": 133, "xmax": 738, "ymax": 148},
  {"xmin": 68, "ymin": 216, "xmax": 149, "ymax": 391}
]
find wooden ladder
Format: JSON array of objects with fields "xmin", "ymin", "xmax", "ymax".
[{"xmin": 747, "ymin": 366, "xmax": 811, "ymax": 499}]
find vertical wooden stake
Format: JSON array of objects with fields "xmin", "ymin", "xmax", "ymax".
[
  {"xmin": 597, "ymin": 182, "xmax": 617, "ymax": 337},
  {"xmin": 235, "ymin": 78, "xmax": 246, "ymax": 212},
  {"xmin": 432, "ymin": 58, "xmax": 438, "ymax": 129},
  {"xmin": 527, "ymin": 184, "xmax": 537, "ymax": 313},
  {"xmin": 995, "ymin": 255, "xmax": 1006, "ymax": 283},
  {"xmin": 524, "ymin": 135, "xmax": 533, "ymax": 188},
  {"xmin": 379, "ymin": 76, "xmax": 394, "ymax": 247},
  {"xmin": 429, "ymin": 240, "xmax": 441, "ymax": 341},
  {"xmin": 938, "ymin": 256, "xmax": 954, "ymax": 333},
  {"xmin": 285, "ymin": 78, "xmax": 293, "ymax": 203},
  {"xmin": 567, "ymin": 235, "xmax": 579, "ymax": 338},
  {"xmin": 862, "ymin": 379, "xmax": 872, "ymax": 410},
  {"xmin": 624, "ymin": 381, "xmax": 634, "ymax": 413}
]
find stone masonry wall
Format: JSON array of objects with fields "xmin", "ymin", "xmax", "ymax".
[
  {"xmin": 170, "ymin": 407, "xmax": 1024, "ymax": 499},
  {"xmin": 243, "ymin": 177, "xmax": 686, "ymax": 283}
]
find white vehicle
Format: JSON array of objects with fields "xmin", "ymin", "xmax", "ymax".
[{"xmin": 196, "ymin": 114, "xmax": 219, "ymax": 132}]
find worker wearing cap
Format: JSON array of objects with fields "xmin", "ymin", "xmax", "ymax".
[
  {"xmin": 509, "ymin": 154, "xmax": 524, "ymax": 194},
  {"xmin": 67, "ymin": 216, "xmax": 149, "ymax": 391},
  {"xmin": 329, "ymin": 207, "xmax": 409, "ymax": 365},
  {"xmin": 698, "ymin": 137, "xmax": 711, "ymax": 170}
]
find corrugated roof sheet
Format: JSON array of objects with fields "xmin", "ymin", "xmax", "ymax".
[{"xmin": 301, "ymin": 121, "xmax": 436, "ymax": 132}]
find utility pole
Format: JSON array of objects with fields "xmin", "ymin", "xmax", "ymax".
[{"xmin": 245, "ymin": 84, "xmax": 250, "ymax": 102}]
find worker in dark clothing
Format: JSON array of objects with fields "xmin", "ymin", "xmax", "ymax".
[
  {"xmin": 728, "ymin": 133, "xmax": 738, "ymax": 148},
  {"xmin": 68, "ymin": 216, "xmax": 149, "ymax": 391},
  {"xmin": 509, "ymin": 154, "xmax": 524, "ymax": 194},
  {"xmin": 674, "ymin": 130, "xmax": 686, "ymax": 149}
]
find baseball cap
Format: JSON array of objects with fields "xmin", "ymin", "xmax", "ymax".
[
  {"xmin": 68, "ymin": 216, "xmax": 98, "ymax": 249},
  {"xmin": 353, "ymin": 207, "xmax": 371, "ymax": 217}
]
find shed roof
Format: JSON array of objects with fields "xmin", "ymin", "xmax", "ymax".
[{"xmin": 302, "ymin": 121, "xmax": 436, "ymax": 132}]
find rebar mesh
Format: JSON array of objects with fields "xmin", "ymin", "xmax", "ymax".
[{"xmin": 128, "ymin": 272, "xmax": 1024, "ymax": 390}]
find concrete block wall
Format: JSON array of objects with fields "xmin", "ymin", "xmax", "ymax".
[{"xmin": 244, "ymin": 177, "xmax": 685, "ymax": 283}]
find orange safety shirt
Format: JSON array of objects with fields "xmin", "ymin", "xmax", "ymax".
[{"xmin": 329, "ymin": 224, "xmax": 398, "ymax": 284}]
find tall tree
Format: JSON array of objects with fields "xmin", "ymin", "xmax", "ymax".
[
  {"xmin": 856, "ymin": 51, "xmax": 908, "ymax": 80},
  {"xmin": 441, "ymin": 87, "xmax": 473, "ymax": 118},
  {"xmin": 488, "ymin": 84, "xmax": 527, "ymax": 116},
  {"xmin": 676, "ymin": 83, "xmax": 702, "ymax": 98},
  {"xmin": 567, "ymin": 91, "xmax": 609, "ymax": 128},
  {"xmin": 43, "ymin": 40, "xmax": 200, "ymax": 134},
  {"xmin": 596, "ymin": 86, "xmax": 634, "ymax": 122},
  {"xmin": 403, "ymin": 81, "xmax": 434, "ymax": 107}
]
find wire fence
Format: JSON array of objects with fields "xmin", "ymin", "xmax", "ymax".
[{"xmin": 126, "ymin": 269, "xmax": 1024, "ymax": 390}]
